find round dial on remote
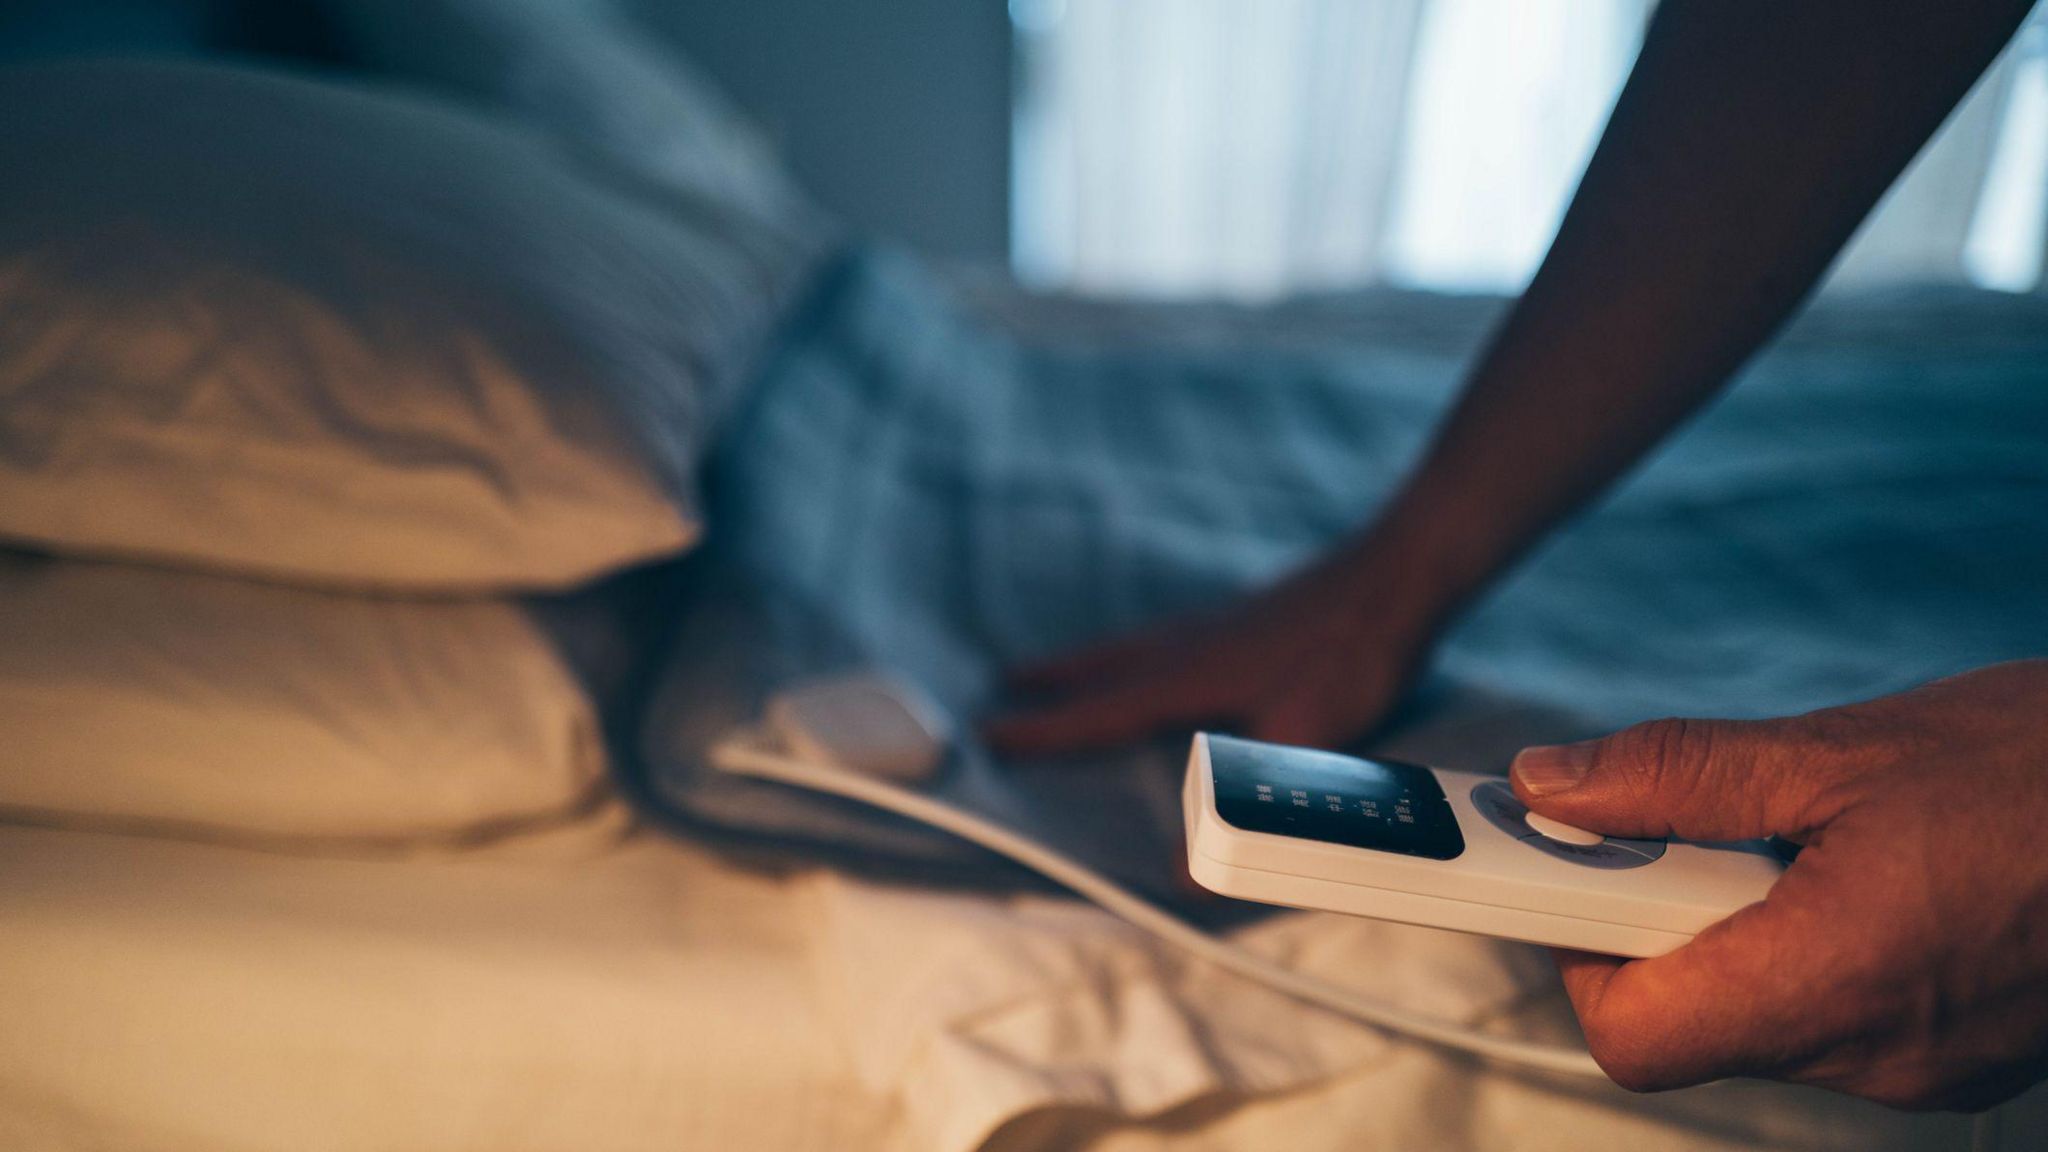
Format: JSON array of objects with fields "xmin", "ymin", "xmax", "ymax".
[
  {"xmin": 1468, "ymin": 781, "xmax": 1666, "ymax": 869},
  {"xmin": 1524, "ymin": 811, "xmax": 1605, "ymax": 846}
]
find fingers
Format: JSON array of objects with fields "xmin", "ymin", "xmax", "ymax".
[
  {"xmin": 1003, "ymin": 627, "xmax": 1174, "ymax": 695},
  {"xmin": 984, "ymin": 662, "xmax": 1221, "ymax": 755},
  {"xmin": 1510, "ymin": 714, "xmax": 1856, "ymax": 843},
  {"xmin": 1521, "ymin": 713, "xmax": 1858, "ymax": 1087},
  {"xmin": 991, "ymin": 621, "xmax": 1388, "ymax": 754},
  {"xmin": 1552, "ymin": 874, "xmax": 1840, "ymax": 1091},
  {"xmin": 1243, "ymin": 645, "xmax": 1392, "ymax": 748},
  {"xmin": 989, "ymin": 626, "xmax": 1198, "ymax": 754},
  {"xmin": 990, "ymin": 575, "xmax": 1418, "ymax": 755}
]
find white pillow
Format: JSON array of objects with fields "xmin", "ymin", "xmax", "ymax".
[
  {"xmin": 324, "ymin": 0, "xmax": 813, "ymax": 218},
  {"xmin": 0, "ymin": 552, "xmax": 607, "ymax": 846},
  {"xmin": 0, "ymin": 59, "xmax": 823, "ymax": 589}
]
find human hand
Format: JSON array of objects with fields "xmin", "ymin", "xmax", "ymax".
[
  {"xmin": 984, "ymin": 543, "xmax": 1441, "ymax": 755},
  {"xmin": 1511, "ymin": 660, "xmax": 2048, "ymax": 1109}
]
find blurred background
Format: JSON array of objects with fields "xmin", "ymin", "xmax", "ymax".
[
  {"xmin": 540, "ymin": 0, "xmax": 2048, "ymax": 299},
  {"xmin": 5, "ymin": 0, "xmax": 2043, "ymax": 299},
  {"xmin": 1007, "ymin": 0, "xmax": 2048, "ymax": 297}
]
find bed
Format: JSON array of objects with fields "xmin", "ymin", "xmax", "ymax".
[
  {"xmin": 0, "ymin": 818, "xmax": 887, "ymax": 1152},
  {"xmin": 1, "ymin": 777, "xmax": 2031, "ymax": 1152},
  {"xmin": 5, "ymin": 268, "xmax": 2044, "ymax": 1151},
  {"xmin": 2, "ymin": 3, "xmax": 2047, "ymax": 1150}
]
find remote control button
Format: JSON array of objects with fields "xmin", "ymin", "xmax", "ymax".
[
  {"xmin": 1604, "ymin": 836, "xmax": 1667, "ymax": 863},
  {"xmin": 1527, "ymin": 836, "xmax": 1658, "ymax": 869},
  {"xmin": 1466, "ymin": 782, "xmax": 1665, "ymax": 870},
  {"xmin": 1469, "ymin": 779, "xmax": 1535, "ymax": 840},
  {"xmin": 1524, "ymin": 811, "xmax": 1605, "ymax": 846}
]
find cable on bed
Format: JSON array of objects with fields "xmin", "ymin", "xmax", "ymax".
[{"xmin": 709, "ymin": 728, "xmax": 1607, "ymax": 1081}]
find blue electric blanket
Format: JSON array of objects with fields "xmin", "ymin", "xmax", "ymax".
[{"xmin": 636, "ymin": 250, "xmax": 2048, "ymax": 911}]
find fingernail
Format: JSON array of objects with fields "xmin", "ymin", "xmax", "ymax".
[{"xmin": 1512, "ymin": 741, "xmax": 1597, "ymax": 797}]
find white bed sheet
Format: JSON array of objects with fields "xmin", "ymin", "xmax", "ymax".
[
  {"xmin": 811, "ymin": 873, "xmax": 2031, "ymax": 1152},
  {"xmin": 7, "ymin": 798, "xmax": 2040, "ymax": 1152},
  {"xmin": 0, "ymin": 804, "xmax": 888, "ymax": 1152},
  {"xmin": 5, "ymin": 799, "xmax": 2043, "ymax": 1151}
]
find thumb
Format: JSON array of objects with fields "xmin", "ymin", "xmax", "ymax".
[{"xmin": 1509, "ymin": 715, "xmax": 1848, "ymax": 842}]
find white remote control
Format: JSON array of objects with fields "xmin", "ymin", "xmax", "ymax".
[{"xmin": 1183, "ymin": 733, "xmax": 1785, "ymax": 958}]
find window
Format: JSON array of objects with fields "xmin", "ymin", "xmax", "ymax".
[{"xmin": 1012, "ymin": 0, "xmax": 2048, "ymax": 298}]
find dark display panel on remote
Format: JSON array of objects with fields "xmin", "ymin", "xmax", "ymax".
[{"xmin": 1207, "ymin": 734, "xmax": 1465, "ymax": 860}]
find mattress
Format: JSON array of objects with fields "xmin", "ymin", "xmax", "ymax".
[
  {"xmin": 4, "ymin": 807, "xmax": 2033, "ymax": 1152},
  {"xmin": 0, "ymin": 806, "xmax": 889, "ymax": 1152}
]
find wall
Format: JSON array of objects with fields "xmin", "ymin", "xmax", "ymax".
[{"xmin": 630, "ymin": 0, "xmax": 1013, "ymax": 259}]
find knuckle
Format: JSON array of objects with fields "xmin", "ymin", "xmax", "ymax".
[
  {"xmin": 1604, "ymin": 716, "xmax": 1718, "ymax": 795},
  {"xmin": 1644, "ymin": 716, "xmax": 1719, "ymax": 775},
  {"xmin": 1780, "ymin": 706, "xmax": 1890, "ymax": 784}
]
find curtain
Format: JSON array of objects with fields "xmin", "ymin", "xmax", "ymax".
[
  {"xmin": 1012, "ymin": 0, "xmax": 1427, "ymax": 296},
  {"xmin": 1013, "ymin": 0, "xmax": 2048, "ymax": 298}
]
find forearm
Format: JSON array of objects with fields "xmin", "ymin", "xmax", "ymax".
[{"xmin": 1353, "ymin": 0, "xmax": 2032, "ymax": 633}]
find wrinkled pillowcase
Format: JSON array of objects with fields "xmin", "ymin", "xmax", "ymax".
[
  {"xmin": 0, "ymin": 552, "xmax": 606, "ymax": 846},
  {"xmin": 0, "ymin": 59, "xmax": 822, "ymax": 589}
]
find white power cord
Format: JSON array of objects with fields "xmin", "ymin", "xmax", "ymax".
[{"xmin": 710, "ymin": 729, "xmax": 1606, "ymax": 1080}]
